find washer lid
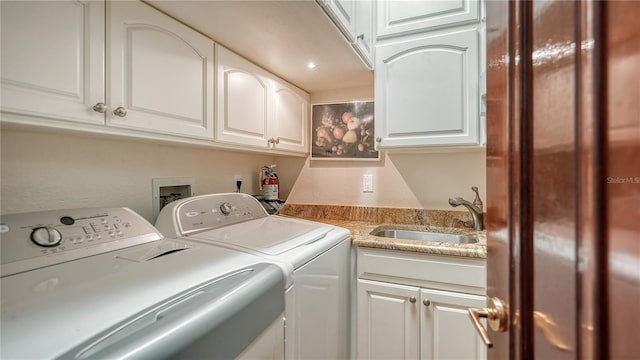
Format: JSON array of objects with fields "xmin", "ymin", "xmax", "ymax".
[
  {"xmin": 191, "ymin": 216, "xmax": 333, "ymax": 255},
  {"xmin": 0, "ymin": 239, "xmax": 284, "ymax": 359}
]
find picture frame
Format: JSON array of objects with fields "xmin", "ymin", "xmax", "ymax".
[{"xmin": 310, "ymin": 101, "xmax": 379, "ymax": 160}]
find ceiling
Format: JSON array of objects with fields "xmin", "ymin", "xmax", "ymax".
[{"xmin": 146, "ymin": 0, "xmax": 374, "ymax": 94}]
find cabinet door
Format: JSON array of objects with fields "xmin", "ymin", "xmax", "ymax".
[
  {"xmin": 375, "ymin": 28, "xmax": 479, "ymax": 148},
  {"xmin": 420, "ymin": 289, "xmax": 486, "ymax": 360},
  {"xmin": 0, "ymin": 1, "xmax": 104, "ymax": 125},
  {"xmin": 215, "ymin": 45, "xmax": 271, "ymax": 148},
  {"xmin": 354, "ymin": 0, "xmax": 374, "ymax": 68},
  {"xmin": 357, "ymin": 279, "xmax": 420, "ymax": 359},
  {"xmin": 323, "ymin": 0, "xmax": 357, "ymax": 41},
  {"xmin": 108, "ymin": 1, "xmax": 214, "ymax": 140},
  {"xmin": 377, "ymin": 0, "xmax": 479, "ymax": 39},
  {"xmin": 271, "ymin": 81, "xmax": 309, "ymax": 154}
]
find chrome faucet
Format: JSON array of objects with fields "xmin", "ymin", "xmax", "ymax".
[{"xmin": 448, "ymin": 186, "xmax": 485, "ymax": 231}]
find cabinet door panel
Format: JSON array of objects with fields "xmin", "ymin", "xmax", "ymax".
[
  {"xmin": 420, "ymin": 289, "xmax": 486, "ymax": 360},
  {"xmin": 325, "ymin": 0, "xmax": 357, "ymax": 41},
  {"xmin": 0, "ymin": 0, "xmax": 104, "ymax": 125},
  {"xmin": 108, "ymin": 1, "xmax": 214, "ymax": 139},
  {"xmin": 377, "ymin": 0, "xmax": 479, "ymax": 38},
  {"xmin": 375, "ymin": 28, "xmax": 479, "ymax": 148},
  {"xmin": 225, "ymin": 71, "xmax": 268, "ymax": 136},
  {"xmin": 272, "ymin": 84, "xmax": 308, "ymax": 154},
  {"xmin": 215, "ymin": 45, "xmax": 271, "ymax": 148},
  {"xmin": 357, "ymin": 279, "xmax": 420, "ymax": 359},
  {"xmin": 354, "ymin": 0, "xmax": 374, "ymax": 68}
]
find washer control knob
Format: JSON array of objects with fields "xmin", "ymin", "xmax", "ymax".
[
  {"xmin": 31, "ymin": 227, "xmax": 63, "ymax": 247},
  {"xmin": 220, "ymin": 202, "xmax": 233, "ymax": 215}
]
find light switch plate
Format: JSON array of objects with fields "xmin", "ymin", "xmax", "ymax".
[{"xmin": 362, "ymin": 174, "xmax": 373, "ymax": 192}]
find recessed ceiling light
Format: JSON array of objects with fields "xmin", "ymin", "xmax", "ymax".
[{"xmin": 307, "ymin": 62, "xmax": 317, "ymax": 69}]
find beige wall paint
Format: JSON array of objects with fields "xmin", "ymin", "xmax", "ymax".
[
  {"xmin": 279, "ymin": 86, "xmax": 487, "ymax": 210},
  {"xmin": 1, "ymin": 128, "xmax": 279, "ymax": 222},
  {"xmin": 1, "ymin": 85, "xmax": 487, "ymax": 220}
]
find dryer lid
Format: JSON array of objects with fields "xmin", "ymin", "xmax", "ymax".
[{"xmin": 190, "ymin": 216, "xmax": 332, "ymax": 255}]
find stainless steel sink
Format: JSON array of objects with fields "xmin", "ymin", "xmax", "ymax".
[{"xmin": 372, "ymin": 229, "xmax": 479, "ymax": 244}]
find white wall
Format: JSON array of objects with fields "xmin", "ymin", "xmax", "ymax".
[
  {"xmin": 279, "ymin": 86, "xmax": 487, "ymax": 210},
  {"xmin": 0, "ymin": 128, "xmax": 278, "ymax": 222}
]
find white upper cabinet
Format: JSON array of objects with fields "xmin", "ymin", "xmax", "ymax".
[
  {"xmin": 0, "ymin": 1, "xmax": 105, "ymax": 125},
  {"xmin": 318, "ymin": 0, "xmax": 374, "ymax": 69},
  {"xmin": 215, "ymin": 45, "xmax": 271, "ymax": 148},
  {"xmin": 375, "ymin": 28, "xmax": 480, "ymax": 148},
  {"xmin": 374, "ymin": 0, "xmax": 484, "ymax": 150},
  {"xmin": 353, "ymin": 0, "xmax": 375, "ymax": 67},
  {"xmin": 272, "ymin": 81, "xmax": 309, "ymax": 154},
  {"xmin": 215, "ymin": 45, "xmax": 309, "ymax": 154},
  {"xmin": 108, "ymin": 1, "xmax": 214, "ymax": 139},
  {"xmin": 1, "ymin": 0, "xmax": 214, "ymax": 141},
  {"xmin": 322, "ymin": 0, "xmax": 357, "ymax": 41},
  {"xmin": 377, "ymin": 0, "xmax": 480, "ymax": 39}
]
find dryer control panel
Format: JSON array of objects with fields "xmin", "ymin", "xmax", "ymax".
[{"xmin": 0, "ymin": 208, "xmax": 163, "ymax": 276}]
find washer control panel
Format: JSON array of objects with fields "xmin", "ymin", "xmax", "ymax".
[
  {"xmin": 175, "ymin": 193, "xmax": 269, "ymax": 235},
  {"xmin": 0, "ymin": 208, "xmax": 163, "ymax": 276}
]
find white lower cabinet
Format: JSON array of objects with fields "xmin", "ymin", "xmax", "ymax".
[
  {"xmin": 357, "ymin": 280, "xmax": 420, "ymax": 359},
  {"xmin": 420, "ymin": 288, "xmax": 486, "ymax": 360},
  {"xmin": 356, "ymin": 248, "xmax": 487, "ymax": 360}
]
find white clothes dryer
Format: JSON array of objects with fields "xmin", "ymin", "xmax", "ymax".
[
  {"xmin": 156, "ymin": 193, "xmax": 352, "ymax": 360},
  {"xmin": 0, "ymin": 207, "xmax": 286, "ymax": 360}
]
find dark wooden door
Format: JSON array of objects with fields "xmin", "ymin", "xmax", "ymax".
[{"xmin": 482, "ymin": 1, "xmax": 640, "ymax": 359}]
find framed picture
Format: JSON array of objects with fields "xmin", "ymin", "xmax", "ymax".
[{"xmin": 311, "ymin": 101, "xmax": 379, "ymax": 160}]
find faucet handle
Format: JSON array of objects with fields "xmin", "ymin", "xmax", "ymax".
[{"xmin": 471, "ymin": 186, "xmax": 483, "ymax": 210}]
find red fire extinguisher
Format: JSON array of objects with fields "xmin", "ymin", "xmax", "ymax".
[{"xmin": 260, "ymin": 165, "xmax": 279, "ymax": 200}]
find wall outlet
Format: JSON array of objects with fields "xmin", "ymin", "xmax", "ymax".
[{"xmin": 362, "ymin": 174, "xmax": 373, "ymax": 192}]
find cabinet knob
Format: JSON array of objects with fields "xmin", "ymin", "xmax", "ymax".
[
  {"xmin": 274, "ymin": 137, "xmax": 280, "ymax": 144},
  {"xmin": 423, "ymin": 299, "xmax": 431, "ymax": 306},
  {"xmin": 409, "ymin": 296, "xmax": 417, "ymax": 304},
  {"xmin": 113, "ymin": 107, "xmax": 127, "ymax": 117},
  {"xmin": 376, "ymin": 137, "xmax": 382, "ymax": 143},
  {"xmin": 357, "ymin": 33, "xmax": 365, "ymax": 40},
  {"xmin": 92, "ymin": 102, "xmax": 107, "ymax": 113}
]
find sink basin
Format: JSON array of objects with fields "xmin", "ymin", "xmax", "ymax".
[{"xmin": 372, "ymin": 229, "xmax": 479, "ymax": 244}]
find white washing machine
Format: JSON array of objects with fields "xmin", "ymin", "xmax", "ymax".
[
  {"xmin": 155, "ymin": 193, "xmax": 352, "ymax": 360},
  {"xmin": 0, "ymin": 207, "xmax": 288, "ymax": 359}
]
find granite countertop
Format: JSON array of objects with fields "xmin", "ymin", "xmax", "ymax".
[{"xmin": 279, "ymin": 204, "xmax": 487, "ymax": 259}]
